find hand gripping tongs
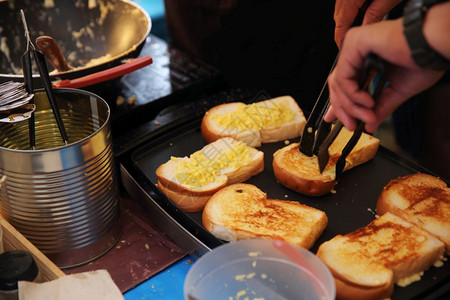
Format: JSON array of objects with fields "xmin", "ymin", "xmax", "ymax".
[{"xmin": 299, "ymin": 54, "xmax": 386, "ymax": 182}]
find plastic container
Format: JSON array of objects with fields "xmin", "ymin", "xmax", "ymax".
[
  {"xmin": 184, "ymin": 239, "xmax": 335, "ymax": 300},
  {"xmin": 0, "ymin": 250, "xmax": 38, "ymax": 300}
]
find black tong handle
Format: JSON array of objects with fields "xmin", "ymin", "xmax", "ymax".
[
  {"xmin": 299, "ymin": 57, "xmax": 336, "ymax": 157},
  {"xmin": 34, "ymin": 49, "xmax": 69, "ymax": 144}
]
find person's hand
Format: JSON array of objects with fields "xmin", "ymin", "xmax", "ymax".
[
  {"xmin": 324, "ymin": 19, "xmax": 445, "ymax": 132},
  {"xmin": 334, "ymin": 0, "xmax": 403, "ymax": 48}
]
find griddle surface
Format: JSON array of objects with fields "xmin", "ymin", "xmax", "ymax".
[{"xmin": 130, "ymin": 121, "xmax": 450, "ymax": 300}]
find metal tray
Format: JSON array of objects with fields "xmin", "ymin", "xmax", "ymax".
[{"xmin": 120, "ymin": 116, "xmax": 450, "ymax": 300}]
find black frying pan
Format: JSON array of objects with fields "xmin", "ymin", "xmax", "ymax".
[{"xmin": 0, "ymin": 0, "xmax": 151, "ymax": 85}]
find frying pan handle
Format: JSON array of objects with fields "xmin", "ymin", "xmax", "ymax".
[{"xmin": 53, "ymin": 56, "xmax": 153, "ymax": 89}]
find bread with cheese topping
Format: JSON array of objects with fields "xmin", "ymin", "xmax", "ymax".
[
  {"xmin": 201, "ymin": 96, "xmax": 306, "ymax": 147},
  {"xmin": 202, "ymin": 183, "xmax": 328, "ymax": 249},
  {"xmin": 317, "ymin": 212, "xmax": 445, "ymax": 300},
  {"xmin": 377, "ymin": 173, "xmax": 450, "ymax": 254},
  {"xmin": 272, "ymin": 126, "xmax": 380, "ymax": 196},
  {"xmin": 156, "ymin": 137, "xmax": 264, "ymax": 212}
]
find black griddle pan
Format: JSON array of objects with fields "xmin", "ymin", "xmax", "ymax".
[{"xmin": 121, "ymin": 115, "xmax": 450, "ymax": 300}]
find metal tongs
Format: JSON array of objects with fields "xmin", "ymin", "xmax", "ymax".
[
  {"xmin": 299, "ymin": 54, "xmax": 386, "ymax": 182},
  {"xmin": 20, "ymin": 10, "xmax": 68, "ymax": 147}
]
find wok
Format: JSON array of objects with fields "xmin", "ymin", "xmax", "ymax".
[{"xmin": 0, "ymin": 0, "xmax": 151, "ymax": 86}]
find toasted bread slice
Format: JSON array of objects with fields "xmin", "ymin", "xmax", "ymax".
[
  {"xmin": 202, "ymin": 183, "xmax": 328, "ymax": 248},
  {"xmin": 273, "ymin": 127, "xmax": 380, "ymax": 196},
  {"xmin": 377, "ymin": 173, "xmax": 450, "ymax": 254},
  {"xmin": 317, "ymin": 212, "xmax": 445, "ymax": 300},
  {"xmin": 201, "ymin": 96, "xmax": 306, "ymax": 147},
  {"xmin": 156, "ymin": 137, "xmax": 264, "ymax": 212}
]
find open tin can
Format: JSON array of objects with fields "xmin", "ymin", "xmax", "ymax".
[{"xmin": 0, "ymin": 88, "xmax": 121, "ymax": 268}]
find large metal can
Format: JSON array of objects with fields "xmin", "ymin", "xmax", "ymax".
[{"xmin": 0, "ymin": 88, "xmax": 120, "ymax": 268}]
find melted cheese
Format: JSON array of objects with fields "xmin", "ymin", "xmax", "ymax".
[
  {"xmin": 433, "ymin": 256, "xmax": 446, "ymax": 268},
  {"xmin": 322, "ymin": 165, "xmax": 336, "ymax": 180},
  {"xmin": 396, "ymin": 272, "xmax": 423, "ymax": 287},
  {"xmin": 212, "ymin": 102, "xmax": 296, "ymax": 131},
  {"xmin": 434, "ymin": 260, "xmax": 444, "ymax": 268},
  {"xmin": 172, "ymin": 141, "xmax": 252, "ymax": 187}
]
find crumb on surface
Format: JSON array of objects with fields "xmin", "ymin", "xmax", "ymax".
[
  {"xmin": 127, "ymin": 95, "xmax": 137, "ymax": 105},
  {"xmin": 116, "ymin": 95, "xmax": 125, "ymax": 106}
]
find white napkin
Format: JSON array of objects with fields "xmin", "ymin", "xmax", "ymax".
[{"xmin": 18, "ymin": 269, "xmax": 123, "ymax": 300}]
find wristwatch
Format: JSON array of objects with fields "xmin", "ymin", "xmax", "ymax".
[{"xmin": 403, "ymin": 0, "xmax": 450, "ymax": 70}]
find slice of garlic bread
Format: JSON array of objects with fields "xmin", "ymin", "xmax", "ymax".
[
  {"xmin": 202, "ymin": 183, "xmax": 328, "ymax": 249},
  {"xmin": 156, "ymin": 137, "xmax": 264, "ymax": 212},
  {"xmin": 317, "ymin": 212, "xmax": 445, "ymax": 300},
  {"xmin": 377, "ymin": 173, "xmax": 450, "ymax": 254},
  {"xmin": 201, "ymin": 96, "xmax": 306, "ymax": 147},
  {"xmin": 273, "ymin": 127, "xmax": 379, "ymax": 196}
]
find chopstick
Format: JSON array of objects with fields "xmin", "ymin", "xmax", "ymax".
[
  {"xmin": 20, "ymin": 10, "xmax": 68, "ymax": 146},
  {"xmin": 21, "ymin": 25, "xmax": 35, "ymax": 149}
]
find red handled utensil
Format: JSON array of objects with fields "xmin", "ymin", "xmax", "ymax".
[
  {"xmin": 52, "ymin": 56, "xmax": 152, "ymax": 89},
  {"xmin": 34, "ymin": 35, "xmax": 153, "ymax": 89}
]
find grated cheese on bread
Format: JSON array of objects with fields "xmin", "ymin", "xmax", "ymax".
[
  {"xmin": 156, "ymin": 137, "xmax": 264, "ymax": 212},
  {"xmin": 201, "ymin": 96, "xmax": 306, "ymax": 147},
  {"xmin": 202, "ymin": 183, "xmax": 328, "ymax": 249}
]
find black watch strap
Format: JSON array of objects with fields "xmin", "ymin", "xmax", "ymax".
[{"xmin": 403, "ymin": 0, "xmax": 450, "ymax": 70}]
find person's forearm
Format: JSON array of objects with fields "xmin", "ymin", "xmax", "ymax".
[{"xmin": 423, "ymin": 1, "xmax": 450, "ymax": 60}]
